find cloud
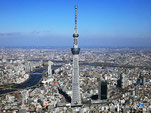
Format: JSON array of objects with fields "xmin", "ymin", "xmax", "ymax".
[
  {"xmin": 0, "ymin": 32, "xmax": 21, "ymax": 37},
  {"xmin": 31, "ymin": 30, "xmax": 51, "ymax": 35},
  {"xmin": 31, "ymin": 31, "xmax": 41, "ymax": 34}
]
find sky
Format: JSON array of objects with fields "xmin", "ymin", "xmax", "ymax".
[{"xmin": 0, "ymin": 0, "xmax": 151, "ymax": 48}]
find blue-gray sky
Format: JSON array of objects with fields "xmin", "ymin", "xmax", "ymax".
[{"xmin": 0, "ymin": 0, "xmax": 151, "ymax": 48}]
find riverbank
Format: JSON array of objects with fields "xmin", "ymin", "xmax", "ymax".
[
  {"xmin": 0, "ymin": 83, "xmax": 19, "ymax": 91},
  {"xmin": 0, "ymin": 68, "xmax": 43, "ymax": 91},
  {"xmin": 0, "ymin": 68, "xmax": 45, "ymax": 95},
  {"xmin": 0, "ymin": 64, "xmax": 61, "ymax": 95}
]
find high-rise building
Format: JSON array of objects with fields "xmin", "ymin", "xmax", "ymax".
[
  {"xmin": 98, "ymin": 81, "xmax": 108, "ymax": 100},
  {"xmin": 48, "ymin": 61, "xmax": 53, "ymax": 76},
  {"xmin": 117, "ymin": 73, "xmax": 127, "ymax": 89},
  {"xmin": 120, "ymin": 74, "xmax": 126, "ymax": 89},
  {"xmin": 25, "ymin": 61, "xmax": 31, "ymax": 73},
  {"xmin": 71, "ymin": 5, "xmax": 81, "ymax": 106},
  {"xmin": 142, "ymin": 76, "xmax": 145, "ymax": 85},
  {"xmin": 137, "ymin": 75, "xmax": 145, "ymax": 86}
]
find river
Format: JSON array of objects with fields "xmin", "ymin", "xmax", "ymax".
[
  {"xmin": 0, "ymin": 63, "xmax": 134, "ymax": 95},
  {"xmin": 0, "ymin": 69, "xmax": 45, "ymax": 95},
  {"xmin": 0, "ymin": 65, "xmax": 61, "ymax": 95}
]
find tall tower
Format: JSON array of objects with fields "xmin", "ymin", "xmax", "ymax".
[{"xmin": 71, "ymin": 5, "xmax": 81, "ymax": 106}]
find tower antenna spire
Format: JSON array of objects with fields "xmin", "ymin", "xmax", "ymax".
[{"xmin": 74, "ymin": 5, "xmax": 78, "ymax": 34}]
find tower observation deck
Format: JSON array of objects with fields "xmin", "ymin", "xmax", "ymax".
[{"xmin": 71, "ymin": 5, "xmax": 81, "ymax": 106}]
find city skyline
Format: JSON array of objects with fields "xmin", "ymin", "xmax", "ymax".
[{"xmin": 0, "ymin": 0, "xmax": 151, "ymax": 47}]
